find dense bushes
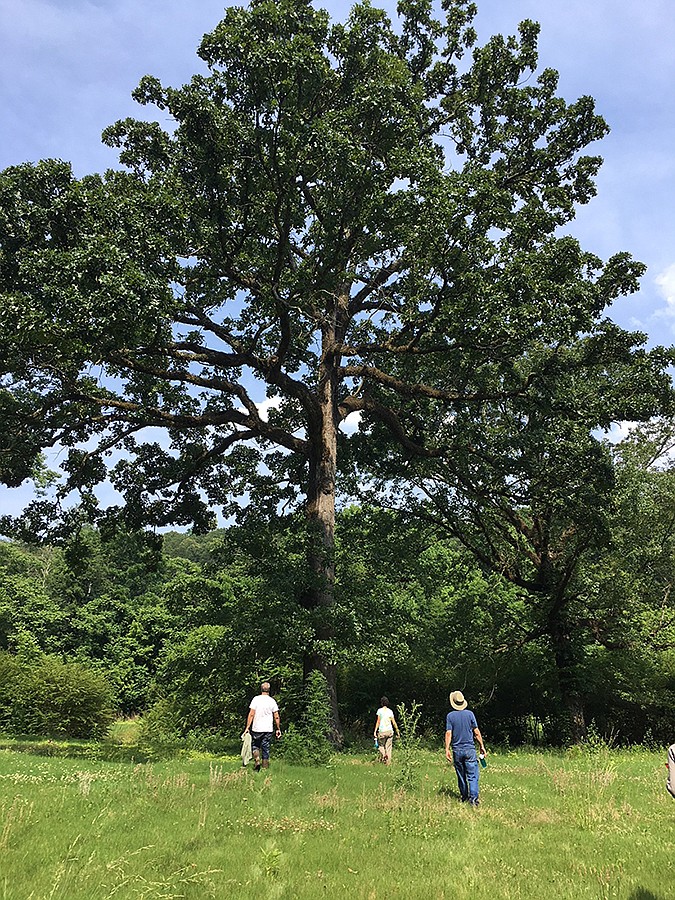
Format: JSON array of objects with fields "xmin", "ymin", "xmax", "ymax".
[
  {"xmin": 0, "ymin": 651, "xmax": 115, "ymax": 739},
  {"xmin": 2, "ymin": 489, "xmax": 675, "ymax": 749},
  {"xmin": 150, "ymin": 625, "xmax": 251, "ymax": 735},
  {"xmin": 278, "ymin": 671, "xmax": 333, "ymax": 766}
]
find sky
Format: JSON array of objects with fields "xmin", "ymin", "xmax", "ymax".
[{"xmin": 1, "ymin": 0, "xmax": 674, "ymax": 518}]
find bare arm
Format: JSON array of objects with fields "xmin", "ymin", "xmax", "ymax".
[
  {"xmin": 274, "ymin": 710, "xmax": 281, "ymax": 737},
  {"xmin": 445, "ymin": 729, "xmax": 453, "ymax": 761},
  {"xmin": 244, "ymin": 708, "xmax": 254, "ymax": 733},
  {"xmin": 473, "ymin": 726, "xmax": 486, "ymax": 755},
  {"xmin": 391, "ymin": 716, "xmax": 401, "ymax": 738},
  {"xmin": 374, "ymin": 714, "xmax": 381, "ymax": 737}
]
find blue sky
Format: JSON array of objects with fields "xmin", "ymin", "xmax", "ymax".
[{"xmin": 1, "ymin": 0, "xmax": 674, "ymax": 517}]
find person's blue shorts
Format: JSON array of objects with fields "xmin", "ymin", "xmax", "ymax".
[{"xmin": 251, "ymin": 731, "xmax": 273, "ymax": 760}]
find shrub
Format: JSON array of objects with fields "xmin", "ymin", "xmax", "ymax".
[
  {"xmin": 4, "ymin": 654, "xmax": 115, "ymax": 739},
  {"xmin": 394, "ymin": 701, "xmax": 423, "ymax": 791},
  {"xmin": 136, "ymin": 698, "xmax": 182, "ymax": 753},
  {"xmin": 278, "ymin": 671, "xmax": 333, "ymax": 766},
  {"xmin": 0, "ymin": 652, "xmax": 23, "ymax": 730},
  {"xmin": 153, "ymin": 625, "xmax": 248, "ymax": 734}
]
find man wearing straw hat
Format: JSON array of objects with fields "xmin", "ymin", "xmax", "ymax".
[{"xmin": 445, "ymin": 690, "xmax": 487, "ymax": 807}]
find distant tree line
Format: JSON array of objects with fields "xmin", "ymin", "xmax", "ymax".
[
  {"xmin": 1, "ymin": 421, "xmax": 674, "ymax": 745},
  {"xmin": 2, "ymin": 0, "xmax": 675, "ymax": 745}
]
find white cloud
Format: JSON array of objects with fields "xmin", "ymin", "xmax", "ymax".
[
  {"xmin": 604, "ymin": 421, "xmax": 637, "ymax": 444},
  {"xmin": 339, "ymin": 411, "xmax": 362, "ymax": 435},
  {"xmin": 653, "ymin": 264, "xmax": 675, "ymax": 319},
  {"xmin": 256, "ymin": 396, "xmax": 283, "ymax": 422}
]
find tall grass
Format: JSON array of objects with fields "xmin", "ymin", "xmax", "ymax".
[{"xmin": 0, "ymin": 743, "xmax": 672, "ymax": 899}]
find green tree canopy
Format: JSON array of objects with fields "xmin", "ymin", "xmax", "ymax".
[{"xmin": 1, "ymin": 0, "xmax": 672, "ymax": 738}]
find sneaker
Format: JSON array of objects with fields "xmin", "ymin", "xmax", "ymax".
[{"xmin": 470, "ymin": 798, "xmax": 480, "ymax": 807}]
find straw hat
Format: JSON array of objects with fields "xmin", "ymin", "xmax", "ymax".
[{"xmin": 449, "ymin": 690, "xmax": 467, "ymax": 711}]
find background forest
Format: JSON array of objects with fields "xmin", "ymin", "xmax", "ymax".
[
  {"xmin": 2, "ymin": 0, "xmax": 675, "ymax": 753},
  {"xmin": 1, "ymin": 420, "xmax": 675, "ymax": 748}
]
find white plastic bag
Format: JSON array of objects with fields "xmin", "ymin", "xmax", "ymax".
[{"xmin": 241, "ymin": 731, "xmax": 253, "ymax": 767}]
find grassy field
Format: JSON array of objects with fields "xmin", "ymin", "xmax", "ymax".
[{"xmin": 0, "ymin": 738, "xmax": 672, "ymax": 899}]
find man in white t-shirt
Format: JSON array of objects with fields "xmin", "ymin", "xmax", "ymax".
[{"xmin": 243, "ymin": 682, "xmax": 282, "ymax": 770}]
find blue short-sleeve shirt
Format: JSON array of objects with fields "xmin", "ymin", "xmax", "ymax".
[{"xmin": 445, "ymin": 709, "xmax": 478, "ymax": 750}]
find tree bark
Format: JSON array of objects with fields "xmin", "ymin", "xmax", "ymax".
[
  {"xmin": 304, "ymin": 446, "xmax": 342, "ymax": 745},
  {"xmin": 302, "ymin": 325, "xmax": 343, "ymax": 745},
  {"xmin": 534, "ymin": 549, "xmax": 587, "ymax": 744},
  {"xmin": 548, "ymin": 612, "xmax": 586, "ymax": 744}
]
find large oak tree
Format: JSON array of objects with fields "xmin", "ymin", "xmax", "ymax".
[{"xmin": 1, "ymin": 0, "xmax": 672, "ymax": 739}]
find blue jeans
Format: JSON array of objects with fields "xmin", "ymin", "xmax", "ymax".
[
  {"xmin": 453, "ymin": 748, "xmax": 479, "ymax": 802},
  {"xmin": 251, "ymin": 731, "xmax": 273, "ymax": 760}
]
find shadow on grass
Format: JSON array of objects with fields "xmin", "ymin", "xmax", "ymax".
[
  {"xmin": 0, "ymin": 735, "xmax": 154, "ymax": 762},
  {"xmin": 437, "ymin": 784, "xmax": 462, "ymax": 800},
  {"xmin": 629, "ymin": 890, "xmax": 665, "ymax": 900},
  {"xmin": 0, "ymin": 732, "xmax": 242, "ymax": 763}
]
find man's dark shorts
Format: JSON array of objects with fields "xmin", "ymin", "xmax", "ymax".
[{"xmin": 251, "ymin": 731, "xmax": 273, "ymax": 760}]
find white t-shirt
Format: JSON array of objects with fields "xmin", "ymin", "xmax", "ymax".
[
  {"xmin": 250, "ymin": 694, "xmax": 279, "ymax": 732},
  {"xmin": 376, "ymin": 706, "xmax": 395, "ymax": 736}
]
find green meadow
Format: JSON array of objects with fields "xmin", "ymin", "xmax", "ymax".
[{"xmin": 0, "ymin": 741, "xmax": 672, "ymax": 900}]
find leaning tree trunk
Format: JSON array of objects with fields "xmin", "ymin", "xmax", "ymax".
[{"xmin": 302, "ymin": 333, "xmax": 343, "ymax": 745}]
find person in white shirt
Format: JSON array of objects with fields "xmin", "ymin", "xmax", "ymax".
[
  {"xmin": 243, "ymin": 682, "xmax": 281, "ymax": 770},
  {"xmin": 374, "ymin": 696, "xmax": 400, "ymax": 765}
]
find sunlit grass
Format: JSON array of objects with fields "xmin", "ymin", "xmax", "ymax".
[
  {"xmin": 0, "ymin": 744, "xmax": 672, "ymax": 898},
  {"xmin": 107, "ymin": 717, "xmax": 142, "ymax": 746}
]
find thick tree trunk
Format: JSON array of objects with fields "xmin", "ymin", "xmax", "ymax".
[
  {"xmin": 302, "ymin": 329, "xmax": 343, "ymax": 745},
  {"xmin": 536, "ymin": 552, "xmax": 587, "ymax": 744},
  {"xmin": 548, "ymin": 613, "xmax": 586, "ymax": 744},
  {"xmin": 304, "ymin": 450, "xmax": 342, "ymax": 744}
]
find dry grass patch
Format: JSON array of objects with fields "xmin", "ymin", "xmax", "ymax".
[
  {"xmin": 208, "ymin": 762, "xmax": 247, "ymax": 789},
  {"xmin": 313, "ymin": 785, "xmax": 342, "ymax": 812},
  {"xmin": 522, "ymin": 807, "xmax": 562, "ymax": 826}
]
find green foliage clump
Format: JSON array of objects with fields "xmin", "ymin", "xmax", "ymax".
[
  {"xmin": 279, "ymin": 671, "xmax": 333, "ymax": 766},
  {"xmin": 394, "ymin": 701, "xmax": 423, "ymax": 791},
  {"xmin": 136, "ymin": 698, "xmax": 182, "ymax": 754},
  {"xmin": 0, "ymin": 652, "xmax": 22, "ymax": 730},
  {"xmin": 150, "ymin": 625, "xmax": 249, "ymax": 736},
  {"xmin": 0, "ymin": 651, "xmax": 115, "ymax": 739}
]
